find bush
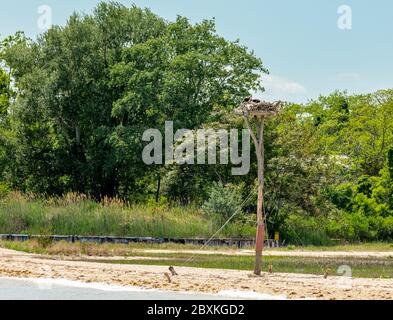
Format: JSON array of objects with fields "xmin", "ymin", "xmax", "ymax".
[
  {"xmin": 343, "ymin": 212, "xmax": 371, "ymax": 240},
  {"xmin": 202, "ymin": 182, "xmax": 243, "ymax": 224},
  {"xmin": 0, "ymin": 182, "xmax": 10, "ymax": 199},
  {"xmin": 280, "ymin": 214, "xmax": 331, "ymax": 245},
  {"xmin": 379, "ymin": 216, "xmax": 393, "ymax": 240},
  {"xmin": 325, "ymin": 183, "xmax": 353, "ymax": 210}
]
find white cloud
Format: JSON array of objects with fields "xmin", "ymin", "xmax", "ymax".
[
  {"xmin": 256, "ymin": 74, "xmax": 308, "ymax": 103},
  {"xmin": 261, "ymin": 74, "xmax": 306, "ymax": 95}
]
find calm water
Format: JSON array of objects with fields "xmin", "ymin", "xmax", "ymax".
[{"xmin": 0, "ymin": 278, "xmax": 230, "ymax": 300}]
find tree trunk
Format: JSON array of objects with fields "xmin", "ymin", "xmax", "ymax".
[{"xmin": 254, "ymin": 119, "xmax": 265, "ymax": 275}]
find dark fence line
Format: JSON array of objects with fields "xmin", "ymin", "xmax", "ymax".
[{"xmin": 0, "ymin": 234, "xmax": 282, "ymax": 248}]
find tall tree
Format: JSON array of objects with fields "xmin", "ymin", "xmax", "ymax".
[
  {"xmin": 387, "ymin": 148, "xmax": 393, "ymax": 182},
  {"xmin": 0, "ymin": 68, "xmax": 10, "ymax": 117},
  {"xmin": 1, "ymin": 2, "xmax": 265, "ymax": 199}
]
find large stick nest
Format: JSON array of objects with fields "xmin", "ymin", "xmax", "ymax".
[{"xmin": 234, "ymin": 97, "xmax": 282, "ymax": 117}]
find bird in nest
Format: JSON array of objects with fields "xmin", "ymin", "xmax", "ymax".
[
  {"xmin": 243, "ymin": 96, "xmax": 261, "ymax": 104},
  {"xmin": 235, "ymin": 97, "xmax": 282, "ymax": 116}
]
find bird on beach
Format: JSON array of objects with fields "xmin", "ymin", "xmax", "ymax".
[{"xmin": 169, "ymin": 266, "xmax": 178, "ymax": 276}]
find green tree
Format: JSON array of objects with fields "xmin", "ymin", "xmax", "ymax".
[
  {"xmin": 0, "ymin": 68, "xmax": 10, "ymax": 117},
  {"xmin": 388, "ymin": 148, "xmax": 393, "ymax": 179},
  {"xmin": 1, "ymin": 2, "xmax": 265, "ymax": 200}
]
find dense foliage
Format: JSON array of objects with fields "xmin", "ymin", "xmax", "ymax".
[
  {"xmin": 0, "ymin": 2, "xmax": 392, "ymax": 243},
  {"xmin": 268, "ymin": 91, "xmax": 393, "ymax": 243},
  {"xmin": 0, "ymin": 2, "xmax": 264, "ymax": 200}
]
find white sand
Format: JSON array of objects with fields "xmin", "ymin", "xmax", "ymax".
[{"xmin": 1, "ymin": 248, "xmax": 393, "ymax": 300}]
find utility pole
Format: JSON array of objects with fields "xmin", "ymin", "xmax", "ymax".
[{"xmin": 235, "ymin": 98, "xmax": 281, "ymax": 275}]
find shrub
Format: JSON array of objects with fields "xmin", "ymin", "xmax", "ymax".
[
  {"xmin": 280, "ymin": 214, "xmax": 331, "ymax": 245},
  {"xmin": 0, "ymin": 182, "xmax": 10, "ymax": 199},
  {"xmin": 202, "ymin": 182, "xmax": 243, "ymax": 224},
  {"xmin": 342, "ymin": 212, "xmax": 371, "ymax": 241},
  {"xmin": 325, "ymin": 183, "xmax": 353, "ymax": 210},
  {"xmin": 379, "ymin": 216, "xmax": 393, "ymax": 240}
]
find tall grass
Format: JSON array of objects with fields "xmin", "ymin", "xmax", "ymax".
[{"xmin": 0, "ymin": 192, "xmax": 254, "ymax": 238}]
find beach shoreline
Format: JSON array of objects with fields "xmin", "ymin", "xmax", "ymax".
[
  {"xmin": 1, "ymin": 248, "xmax": 392, "ymax": 300},
  {"xmin": 0, "ymin": 276, "xmax": 288, "ymax": 300}
]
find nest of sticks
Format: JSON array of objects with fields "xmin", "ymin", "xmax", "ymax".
[{"xmin": 234, "ymin": 97, "xmax": 281, "ymax": 117}]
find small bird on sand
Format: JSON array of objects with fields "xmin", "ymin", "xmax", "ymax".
[
  {"xmin": 169, "ymin": 266, "xmax": 178, "ymax": 276},
  {"xmin": 268, "ymin": 265, "xmax": 273, "ymax": 274}
]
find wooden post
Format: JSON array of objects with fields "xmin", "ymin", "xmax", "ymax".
[
  {"xmin": 245, "ymin": 116, "xmax": 265, "ymax": 275},
  {"xmin": 235, "ymin": 99, "xmax": 280, "ymax": 275}
]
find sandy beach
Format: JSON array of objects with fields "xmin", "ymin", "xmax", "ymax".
[{"xmin": 1, "ymin": 247, "xmax": 393, "ymax": 300}]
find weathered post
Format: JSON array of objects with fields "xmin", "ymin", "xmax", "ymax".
[{"xmin": 235, "ymin": 98, "xmax": 281, "ymax": 275}]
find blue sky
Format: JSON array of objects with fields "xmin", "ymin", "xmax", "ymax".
[{"xmin": 1, "ymin": 0, "xmax": 392, "ymax": 103}]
